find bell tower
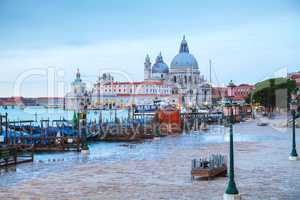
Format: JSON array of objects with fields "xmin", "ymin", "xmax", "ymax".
[{"xmin": 144, "ymin": 54, "xmax": 151, "ymax": 81}]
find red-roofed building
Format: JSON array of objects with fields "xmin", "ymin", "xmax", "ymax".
[
  {"xmin": 227, "ymin": 81, "xmax": 255, "ymax": 101},
  {"xmin": 212, "ymin": 82, "xmax": 254, "ymax": 105},
  {"xmin": 0, "ymin": 97, "xmax": 26, "ymax": 106},
  {"xmin": 212, "ymin": 87, "xmax": 227, "ymax": 104},
  {"xmin": 91, "ymin": 76, "xmax": 180, "ymax": 109},
  {"xmin": 288, "ymin": 71, "xmax": 300, "ymax": 89}
]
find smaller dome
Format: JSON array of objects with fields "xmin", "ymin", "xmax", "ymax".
[{"xmin": 152, "ymin": 52, "xmax": 169, "ymax": 73}]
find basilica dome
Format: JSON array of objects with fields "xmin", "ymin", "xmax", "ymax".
[
  {"xmin": 152, "ymin": 52, "xmax": 169, "ymax": 73},
  {"xmin": 170, "ymin": 36, "xmax": 198, "ymax": 69}
]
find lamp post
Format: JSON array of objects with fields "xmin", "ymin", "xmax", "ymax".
[
  {"xmin": 289, "ymin": 92, "xmax": 298, "ymax": 161},
  {"xmin": 79, "ymin": 91, "xmax": 90, "ymax": 154},
  {"xmin": 223, "ymin": 100, "xmax": 241, "ymax": 200}
]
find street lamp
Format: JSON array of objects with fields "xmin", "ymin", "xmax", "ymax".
[
  {"xmin": 289, "ymin": 91, "xmax": 298, "ymax": 160},
  {"xmin": 79, "ymin": 91, "xmax": 90, "ymax": 154},
  {"xmin": 223, "ymin": 100, "xmax": 241, "ymax": 200}
]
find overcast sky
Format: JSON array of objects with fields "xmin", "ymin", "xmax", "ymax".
[{"xmin": 0, "ymin": 0, "xmax": 299, "ymax": 97}]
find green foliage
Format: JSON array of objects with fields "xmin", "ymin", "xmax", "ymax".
[
  {"xmin": 245, "ymin": 94, "xmax": 251, "ymax": 104},
  {"xmin": 250, "ymin": 78, "xmax": 296, "ymax": 110},
  {"xmin": 72, "ymin": 112, "xmax": 78, "ymax": 129}
]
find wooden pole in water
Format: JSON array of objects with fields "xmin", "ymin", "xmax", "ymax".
[
  {"xmin": 127, "ymin": 107, "xmax": 130, "ymax": 120},
  {"xmin": 44, "ymin": 122, "xmax": 46, "ymax": 146},
  {"xmin": 14, "ymin": 121, "xmax": 16, "ymax": 146},
  {"xmin": 21, "ymin": 122, "xmax": 24, "ymax": 145},
  {"xmin": 30, "ymin": 122, "xmax": 33, "ymax": 146},
  {"xmin": 99, "ymin": 110, "xmax": 102, "ymax": 124},
  {"xmin": 109, "ymin": 110, "xmax": 112, "ymax": 122},
  {"xmin": 5, "ymin": 113, "xmax": 9, "ymax": 145},
  {"xmin": 0, "ymin": 115, "xmax": 2, "ymax": 139}
]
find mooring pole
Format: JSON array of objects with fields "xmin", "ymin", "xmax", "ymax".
[{"xmin": 5, "ymin": 113, "xmax": 8, "ymax": 145}]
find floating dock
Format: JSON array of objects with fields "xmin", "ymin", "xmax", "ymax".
[
  {"xmin": 191, "ymin": 154, "xmax": 227, "ymax": 180},
  {"xmin": 0, "ymin": 145, "xmax": 33, "ymax": 168}
]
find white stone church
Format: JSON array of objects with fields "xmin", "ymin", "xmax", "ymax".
[
  {"xmin": 65, "ymin": 36, "xmax": 211, "ymax": 110},
  {"xmin": 143, "ymin": 36, "xmax": 212, "ymax": 107}
]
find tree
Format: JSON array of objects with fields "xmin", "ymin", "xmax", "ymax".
[
  {"xmin": 250, "ymin": 78, "xmax": 296, "ymax": 114},
  {"xmin": 72, "ymin": 112, "xmax": 78, "ymax": 129}
]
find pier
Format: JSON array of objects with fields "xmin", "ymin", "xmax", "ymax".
[
  {"xmin": 0, "ymin": 145, "xmax": 33, "ymax": 169},
  {"xmin": 191, "ymin": 154, "xmax": 227, "ymax": 180},
  {"xmin": 0, "ymin": 113, "xmax": 34, "ymax": 168}
]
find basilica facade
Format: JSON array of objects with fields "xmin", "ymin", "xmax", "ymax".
[
  {"xmin": 65, "ymin": 36, "xmax": 211, "ymax": 110},
  {"xmin": 144, "ymin": 36, "xmax": 211, "ymax": 107}
]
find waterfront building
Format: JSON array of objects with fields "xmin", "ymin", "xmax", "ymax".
[
  {"xmin": 143, "ymin": 36, "xmax": 212, "ymax": 108},
  {"xmin": 169, "ymin": 36, "xmax": 211, "ymax": 107},
  {"xmin": 0, "ymin": 97, "xmax": 34, "ymax": 107},
  {"xmin": 227, "ymin": 81, "xmax": 255, "ymax": 103},
  {"xmin": 0, "ymin": 97, "xmax": 64, "ymax": 108},
  {"xmin": 91, "ymin": 76, "xmax": 178, "ymax": 109},
  {"xmin": 71, "ymin": 36, "xmax": 212, "ymax": 110},
  {"xmin": 223, "ymin": 81, "xmax": 255, "ymax": 120},
  {"xmin": 212, "ymin": 86, "xmax": 227, "ymax": 105},
  {"xmin": 64, "ymin": 69, "xmax": 91, "ymax": 110},
  {"xmin": 211, "ymin": 81, "xmax": 254, "ymax": 106}
]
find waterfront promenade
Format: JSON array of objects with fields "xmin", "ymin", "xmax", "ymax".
[{"xmin": 0, "ymin": 119, "xmax": 299, "ymax": 200}]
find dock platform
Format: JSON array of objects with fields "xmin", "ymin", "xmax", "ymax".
[
  {"xmin": 0, "ymin": 145, "xmax": 33, "ymax": 168},
  {"xmin": 191, "ymin": 154, "xmax": 227, "ymax": 180}
]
